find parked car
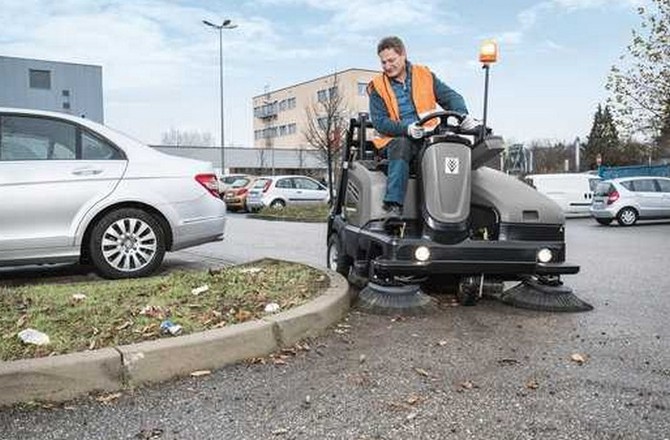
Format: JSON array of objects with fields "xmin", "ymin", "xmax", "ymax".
[
  {"xmin": 246, "ymin": 175, "xmax": 329, "ymax": 210},
  {"xmin": 218, "ymin": 173, "xmax": 248, "ymax": 195},
  {"xmin": 524, "ymin": 173, "xmax": 602, "ymax": 216},
  {"xmin": 0, "ymin": 107, "xmax": 226, "ymax": 278},
  {"xmin": 590, "ymin": 176, "xmax": 670, "ymax": 226},
  {"xmin": 222, "ymin": 176, "xmax": 257, "ymax": 212}
]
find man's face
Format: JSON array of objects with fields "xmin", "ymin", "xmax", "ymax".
[{"xmin": 379, "ymin": 48, "xmax": 406, "ymax": 79}]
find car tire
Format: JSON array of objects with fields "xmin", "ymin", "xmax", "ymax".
[
  {"xmin": 616, "ymin": 207, "xmax": 638, "ymax": 226},
  {"xmin": 456, "ymin": 276, "xmax": 479, "ymax": 306},
  {"xmin": 89, "ymin": 208, "xmax": 166, "ymax": 279},
  {"xmin": 327, "ymin": 234, "xmax": 352, "ymax": 277},
  {"xmin": 270, "ymin": 199, "xmax": 286, "ymax": 209},
  {"xmin": 595, "ymin": 218, "xmax": 613, "ymax": 226}
]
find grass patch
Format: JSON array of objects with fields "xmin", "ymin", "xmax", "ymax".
[
  {"xmin": 250, "ymin": 204, "xmax": 331, "ymax": 222},
  {"xmin": 0, "ymin": 260, "xmax": 328, "ymax": 361}
]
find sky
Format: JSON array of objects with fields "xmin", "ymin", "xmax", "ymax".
[{"xmin": 0, "ymin": 0, "xmax": 645, "ymax": 147}]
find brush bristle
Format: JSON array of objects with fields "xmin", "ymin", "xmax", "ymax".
[
  {"xmin": 501, "ymin": 281, "xmax": 593, "ymax": 313},
  {"xmin": 357, "ymin": 283, "xmax": 437, "ymax": 315}
]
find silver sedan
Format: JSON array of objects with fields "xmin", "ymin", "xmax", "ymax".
[{"xmin": 0, "ymin": 107, "xmax": 226, "ymax": 278}]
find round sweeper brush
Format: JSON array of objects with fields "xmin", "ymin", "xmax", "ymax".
[
  {"xmin": 500, "ymin": 278, "xmax": 593, "ymax": 313},
  {"xmin": 356, "ymin": 282, "xmax": 437, "ymax": 315}
]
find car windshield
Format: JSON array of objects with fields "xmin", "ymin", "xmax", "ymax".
[
  {"xmin": 594, "ymin": 182, "xmax": 613, "ymax": 197},
  {"xmin": 223, "ymin": 175, "xmax": 244, "ymax": 185}
]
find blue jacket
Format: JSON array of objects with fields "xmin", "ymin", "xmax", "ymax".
[{"xmin": 369, "ymin": 62, "xmax": 469, "ymax": 137}]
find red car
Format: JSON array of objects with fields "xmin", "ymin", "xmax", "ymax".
[{"xmin": 223, "ymin": 176, "xmax": 257, "ymax": 212}]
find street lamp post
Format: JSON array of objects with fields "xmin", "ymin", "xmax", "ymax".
[{"xmin": 203, "ymin": 18, "xmax": 237, "ymax": 175}]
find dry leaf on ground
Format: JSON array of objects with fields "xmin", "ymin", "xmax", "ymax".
[
  {"xmin": 414, "ymin": 367, "xmax": 430, "ymax": 377},
  {"xmin": 570, "ymin": 353, "xmax": 587, "ymax": 365},
  {"xmin": 96, "ymin": 392, "xmax": 122, "ymax": 404},
  {"xmin": 525, "ymin": 379, "xmax": 539, "ymax": 390}
]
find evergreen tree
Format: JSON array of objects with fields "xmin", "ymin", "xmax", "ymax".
[{"xmin": 583, "ymin": 105, "xmax": 622, "ymax": 168}]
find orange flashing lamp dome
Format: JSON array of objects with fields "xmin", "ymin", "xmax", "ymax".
[{"xmin": 479, "ymin": 39, "xmax": 498, "ymax": 64}]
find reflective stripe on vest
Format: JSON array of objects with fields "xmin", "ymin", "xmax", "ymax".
[{"xmin": 368, "ymin": 64, "xmax": 438, "ymax": 149}]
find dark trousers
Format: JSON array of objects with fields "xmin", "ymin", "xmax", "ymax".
[{"xmin": 383, "ymin": 137, "xmax": 422, "ymax": 206}]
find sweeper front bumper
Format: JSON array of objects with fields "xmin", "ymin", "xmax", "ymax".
[{"xmin": 345, "ymin": 226, "xmax": 579, "ymax": 279}]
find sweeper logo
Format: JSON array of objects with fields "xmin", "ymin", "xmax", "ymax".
[{"xmin": 445, "ymin": 157, "xmax": 460, "ymax": 174}]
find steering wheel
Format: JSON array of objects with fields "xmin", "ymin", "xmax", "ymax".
[{"xmin": 417, "ymin": 110, "xmax": 465, "ymax": 132}]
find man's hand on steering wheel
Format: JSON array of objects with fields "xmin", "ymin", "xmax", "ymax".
[
  {"xmin": 407, "ymin": 122, "xmax": 425, "ymax": 139},
  {"xmin": 459, "ymin": 115, "xmax": 481, "ymax": 131}
]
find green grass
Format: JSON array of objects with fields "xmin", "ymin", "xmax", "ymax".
[
  {"xmin": 251, "ymin": 203, "xmax": 331, "ymax": 222},
  {"xmin": 0, "ymin": 260, "xmax": 328, "ymax": 361}
]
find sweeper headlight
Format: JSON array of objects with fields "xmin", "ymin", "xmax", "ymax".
[
  {"xmin": 414, "ymin": 246, "xmax": 431, "ymax": 262},
  {"xmin": 537, "ymin": 248, "xmax": 553, "ymax": 263}
]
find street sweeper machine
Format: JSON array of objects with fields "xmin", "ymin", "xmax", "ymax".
[{"xmin": 326, "ymin": 40, "xmax": 593, "ymax": 314}]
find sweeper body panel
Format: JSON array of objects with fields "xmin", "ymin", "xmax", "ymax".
[{"xmin": 327, "ymin": 112, "xmax": 591, "ymax": 313}]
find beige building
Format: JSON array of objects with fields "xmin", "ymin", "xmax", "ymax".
[{"xmin": 252, "ymin": 68, "xmax": 378, "ymax": 150}]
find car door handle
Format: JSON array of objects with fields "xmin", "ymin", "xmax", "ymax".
[
  {"xmin": 296, "ymin": 190, "xmax": 303, "ymax": 194},
  {"xmin": 72, "ymin": 167, "xmax": 103, "ymax": 176}
]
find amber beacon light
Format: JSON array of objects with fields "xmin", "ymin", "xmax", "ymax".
[{"xmin": 479, "ymin": 39, "xmax": 499, "ymax": 64}]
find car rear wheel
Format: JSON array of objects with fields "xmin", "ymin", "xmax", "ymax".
[
  {"xmin": 616, "ymin": 207, "xmax": 638, "ymax": 226},
  {"xmin": 595, "ymin": 218, "xmax": 613, "ymax": 226},
  {"xmin": 327, "ymin": 234, "xmax": 352, "ymax": 277},
  {"xmin": 270, "ymin": 199, "xmax": 286, "ymax": 209},
  {"xmin": 89, "ymin": 208, "xmax": 166, "ymax": 279}
]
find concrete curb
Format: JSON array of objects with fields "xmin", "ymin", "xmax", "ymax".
[{"xmin": 0, "ymin": 265, "xmax": 349, "ymax": 406}]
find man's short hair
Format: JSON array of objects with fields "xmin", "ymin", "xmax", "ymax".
[{"xmin": 377, "ymin": 36, "xmax": 405, "ymax": 55}]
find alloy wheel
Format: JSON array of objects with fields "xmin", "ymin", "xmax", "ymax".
[{"xmin": 101, "ymin": 218, "xmax": 158, "ymax": 272}]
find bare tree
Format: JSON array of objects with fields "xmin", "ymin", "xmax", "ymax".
[
  {"xmin": 606, "ymin": 0, "xmax": 670, "ymax": 158},
  {"xmin": 303, "ymin": 74, "xmax": 348, "ymax": 200},
  {"xmin": 161, "ymin": 128, "xmax": 214, "ymax": 146}
]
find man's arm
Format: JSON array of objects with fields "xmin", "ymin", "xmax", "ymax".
[
  {"xmin": 369, "ymin": 87, "xmax": 407, "ymax": 137},
  {"xmin": 433, "ymin": 73, "xmax": 468, "ymax": 115}
]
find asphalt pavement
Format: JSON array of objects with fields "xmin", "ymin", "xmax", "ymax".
[{"xmin": 1, "ymin": 215, "xmax": 669, "ymax": 439}]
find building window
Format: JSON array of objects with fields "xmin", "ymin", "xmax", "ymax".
[
  {"xmin": 62, "ymin": 102, "xmax": 71, "ymax": 110},
  {"xmin": 329, "ymin": 86, "xmax": 338, "ymax": 99},
  {"xmin": 279, "ymin": 100, "xmax": 287, "ymax": 111},
  {"xmin": 358, "ymin": 82, "xmax": 368, "ymax": 96},
  {"xmin": 287, "ymin": 97, "xmax": 296, "ymax": 109},
  {"xmin": 29, "ymin": 69, "xmax": 51, "ymax": 89},
  {"xmin": 317, "ymin": 117, "xmax": 328, "ymax": 130},
  {"xmin": 317, "ymin": 89, "xmax": 328, "ymax": 102},
  {"xmin": 288, "ymin": 123, "xmax": 297, "ymax": 134},
  {"xmin": 62, "ymin": 89, "xmax": 70, "ymax": 97}
]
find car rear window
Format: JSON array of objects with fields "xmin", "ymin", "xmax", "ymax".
[
  {"xmin": 588, "ymin": 178, "xmax": 601, "ymax": 191},
  {"xmin": 594, "ymin": 182, "xmax": 613, "ymax": 197},
  {"xmin": 253, "ymin": 178, "xmax": 270, "ymax": 188}
]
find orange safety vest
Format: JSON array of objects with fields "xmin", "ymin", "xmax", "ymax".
[{"xmin": 367, "ymin": 64, "xmax": 439, "ymax": 149}]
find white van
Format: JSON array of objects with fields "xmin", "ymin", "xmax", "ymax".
[{"xmin": 524, "ymin": 173, "xmax": 602, "ymax": 216}]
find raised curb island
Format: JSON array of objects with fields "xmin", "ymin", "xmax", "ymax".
[{"xmin": 0, "ymin": 265, "xmax": 349, "ymax": 406}]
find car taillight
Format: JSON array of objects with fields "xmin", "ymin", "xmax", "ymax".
[
  {"xmin": 607, "ymin": 190, "xmax": 619, "ymax": 205},
  {"xmin": 195, "ymin": 173, "xmax": 221, "ymax": 198},
  {"xmin": 236, "ymin": 188, "xmax": 248, "ymax": 196},
  {"xmin": 262, "ymin": 180, "xmax": 271, "ymax": 193}
]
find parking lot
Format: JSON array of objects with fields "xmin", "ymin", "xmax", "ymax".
[{"xmin": 1, "ymin": 216, "xmax": 669, "ymax": 439}]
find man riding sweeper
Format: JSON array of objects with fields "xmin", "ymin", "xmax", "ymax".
[{"xmin": 326, "ymin": 37, "xmax": 593, "ymax": 314}]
